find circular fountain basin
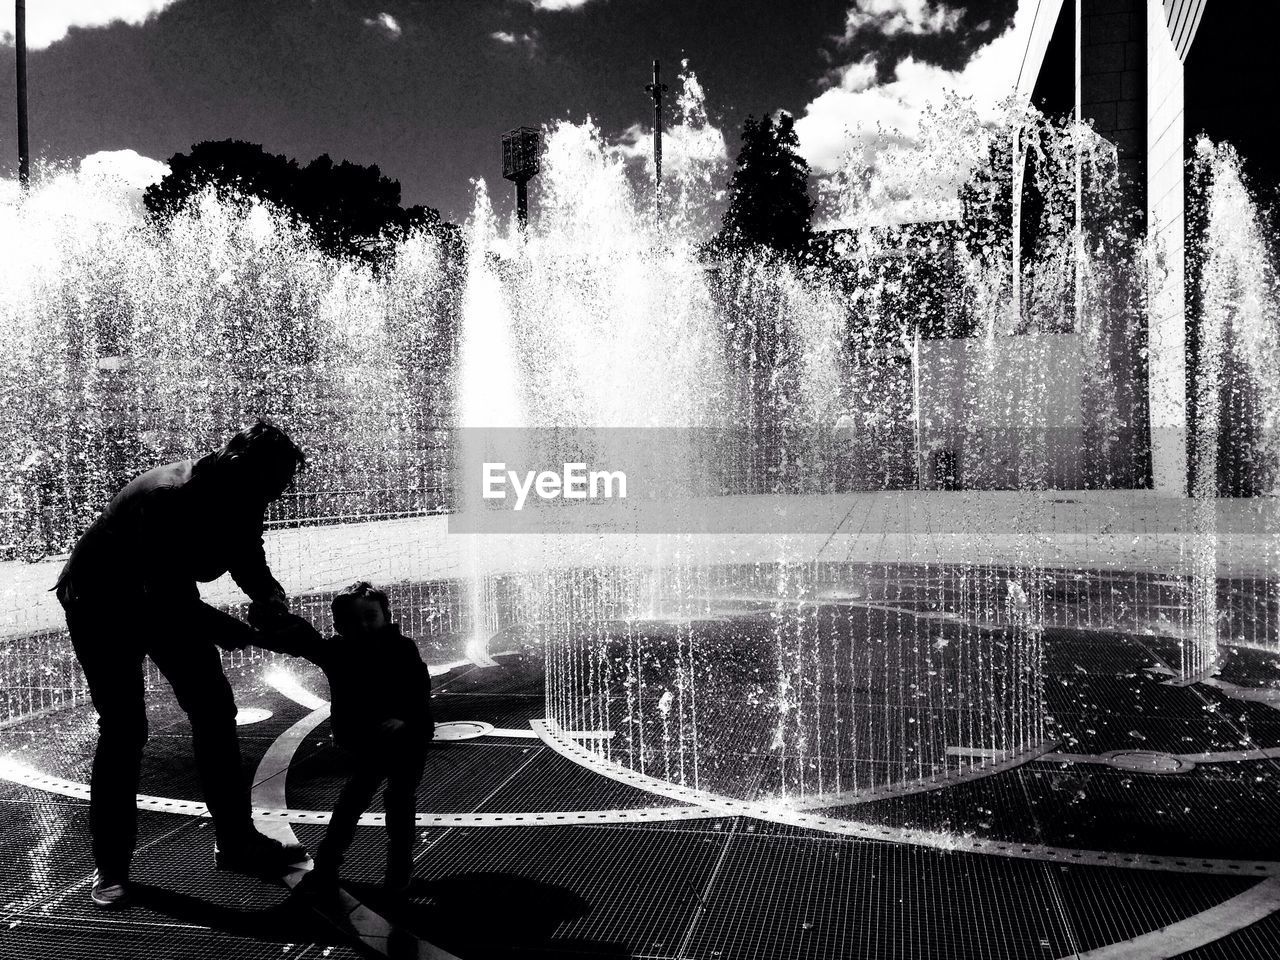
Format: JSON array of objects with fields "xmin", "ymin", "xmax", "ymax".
[{"xmin": 534, "ymin": 562, "xmax": 1051, "ymax": 813}]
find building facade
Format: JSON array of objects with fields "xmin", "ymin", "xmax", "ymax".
[{"xmin": 1018, "ymin": 0, "xmax": 1278, "ymax": 496}]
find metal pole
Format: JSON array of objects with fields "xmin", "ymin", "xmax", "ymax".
[
  {"xmin": 645, "ymin": 60, "xmax": 667, "ymax": 222},
  {"xmin": 912, "ymin": 331, "xmax": 924, "ymax": 490},
  {"xmin": 1011, "ymin": 123, "xmax": 1021, "ymax": 318},
  {"xmin": 1073, "ymin": 0, "xmax": 1083, "ymax": 327},
  {"xmin": 653, "ymin": 61, "xmax": 662, "ymax": 215},
  {"xmin": 16, "ymin": 0, "xmax": 30, "ymax": 186},
  {"xmin": 516, "ymin": 181, "xmax": 528, "ymax": 232}
]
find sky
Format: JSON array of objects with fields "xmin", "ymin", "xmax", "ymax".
[{"xmin": 0, "ymin": 0, "xmax": 1028, "ymax": 224}]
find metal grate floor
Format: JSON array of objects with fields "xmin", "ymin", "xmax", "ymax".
[{"xmin": 4, "ymin": 624, "xmax": 1280, "ymax": 958}]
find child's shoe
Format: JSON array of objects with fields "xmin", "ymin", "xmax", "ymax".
[
  {"xmin": 89, "ymin": 871, "xmax": 130, "ymax": 909},
  {"xmin": 384, "ymin": 854, "xmax": 413, "ymax": 898},
  {"xmin": 215, "ymin": 830, "xmax": 308, "ymax": 875},
  {"xmin": 295, "ymin": 865, "xmax": 343, "ymax": 905}
]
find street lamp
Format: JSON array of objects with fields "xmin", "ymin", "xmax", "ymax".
[{"xmin": 501, "ymin": 126, "xmax": 542, "ymax": 231}]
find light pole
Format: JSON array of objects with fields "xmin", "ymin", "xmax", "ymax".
[
  {"xmin": 912, "ymin": 330, "xmax": 924, "ymax": 490},
  {"xmin": 501, "ymin": 126, "xmax": 542, "ymax": 232},
  {"xmin": 16, "ymin": 0, "xmax": 30, "ymax": 186},
  {"xmin": 644, "ymin": 59, "xmax": 667, "ymax": 222}
]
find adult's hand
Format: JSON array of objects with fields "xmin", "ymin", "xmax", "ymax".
[
  {"xmin": 246, "ymin": 593, "xmax": 290, "ymax": 630},
  {"xmin": 189, "ymin": 602, "xmax": 259, "ymax": 652}
]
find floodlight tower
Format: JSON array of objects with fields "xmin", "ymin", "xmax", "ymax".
[
  {"xmin": 644, "ymin": 59, "xmax": 668, "ymax": 221},
  {"xmin": 501, "ymin": 126, "xmax": 542, "ymax": 231},
  {"xmin": 15, "ymin": 0, "xmax": 30, "ymax": 186}
]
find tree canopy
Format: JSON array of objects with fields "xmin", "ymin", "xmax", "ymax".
[
  {"xmin": 957, "ymin": 135, "xmax": 1015, "ymax": 269},
  {"xmin": 143, "ymin": 140, "xmax": 459, "ymax": 264},
  {"xmin": 713, "ymin": 112, "xmax": 814, "ymax": 256}
]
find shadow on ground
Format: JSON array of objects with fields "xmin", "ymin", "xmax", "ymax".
[
  {"xmin": 130, "ymin": 882, "xmax": 345, "ymax": 946},
  {"xmin": 354, "ymin": 871, "xmax": 633, "ymax": 959}
]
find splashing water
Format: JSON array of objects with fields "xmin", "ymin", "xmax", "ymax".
[
  {"xmin": 2, "ymin": 84, "xmax": 1278, "ymax": 815},
  {"xmin": 1183, "ymin": 139, "xmax": 1280, "ymax": 674},
  {"xmin": 0, "ymin": 165, "xmax": 459, "ymax": 546}
]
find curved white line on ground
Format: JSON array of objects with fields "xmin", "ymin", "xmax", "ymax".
[
  {"xmin": 530, "ymin": 719, "xmax": 1280, "ymax": 878},
  {"xmin": 0, "ymin": 757, "xmax": 717, "ymax": 827},
  {"xmin": 9, "ymin": 697, "xmax": 1271, "ymax": 888},
  {"xmin": 785, "ymin": 739, "xmax": 1059, "ymax": 810},
  {"xmin": 261, "ymin": 668, "xmax": 330, "ymax": 712},
  {"xmin": 1058, "ymin": 878, "xmax": 1280, "ymax": 959},
  {"xmin": 250, "ymin": 704, "xmax": 328, "ymax": 837}
]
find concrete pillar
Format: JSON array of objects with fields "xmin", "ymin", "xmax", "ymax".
[
  {"xmin": 1081, "ymin": 0, "xmax": 1149, "ymax": 227},
  {"xmin": 1145, "ymin": 0, "xmax": 1190, "ymax": 494}
]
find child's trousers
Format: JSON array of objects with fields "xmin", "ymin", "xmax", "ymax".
[{"xmin": 313, "ymin": 733, "xmax": 426, "ymax": 884}]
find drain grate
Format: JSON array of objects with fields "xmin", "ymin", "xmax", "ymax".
[{"xmin": 432, "ymin": 721, "xmax": 493, "ymax": 741}]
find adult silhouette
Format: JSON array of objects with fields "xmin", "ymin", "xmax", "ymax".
[{"xmin": 55, "ymin": 420, "xmax": 310, "ymax": 908}]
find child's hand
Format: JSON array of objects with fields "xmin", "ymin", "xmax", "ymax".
[
  {"xmin": 254, "ymin": 614, "xmax": 324, "ymax": 657},
  {"xmin": 247, "ymin": 595, "xmax": 290, "ymax": 630}
]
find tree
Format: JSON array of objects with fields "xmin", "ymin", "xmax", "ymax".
[
  {"xmin": 713, "ymin": 112, "xmax": 814, "ymax": 256},
  {"xmin": 143, "ymin": 140, "xmax": 459, "ymax": 264},
  {"xmin": 957, "ymin": 135, "xmax": 1015, "ymax": 269}
]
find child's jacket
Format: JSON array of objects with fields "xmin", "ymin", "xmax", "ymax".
[{"xmin": 307, "ymin": 624, "xmax": 434, "ymax": 750}]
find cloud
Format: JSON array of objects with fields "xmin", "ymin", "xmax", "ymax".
[
  {"xmin": 611, "ymin": 66, "xmax": 728, "ymax": 181},
  {"xmin": 0, "ymin": 1, "xmax": 180, "ymax": 49},
  {"xmin": 521, "ymin": 0, "xmax": 596, "ymax": 9},
  {"xmin": 796, "ymin": 0, "xmax": 1035, "ymax": 211},
  {"xmin": 794, "ymin": 0, "xmax": 1038, "ymax": 227},
  {"xmin": 79, "ymin": 149, "xmax": 169, "ymax": 191},
  {"xmin": 842, "ymin": 0, "xmax": 964, "ymax": 40},
  {"xmin": 831, "ymin": 56, "xmax": 878, "ymax": 92},
  {"xmin": 613, "ymin": 121, "xmax": 728, "ymax": 179},
  {"xmin": 362, "ymin": 12, "xmax": 402, "ymax": 40},
  {"xmin": 491, "ymin": 29, "xmax": 540, "ymax": 53}
]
